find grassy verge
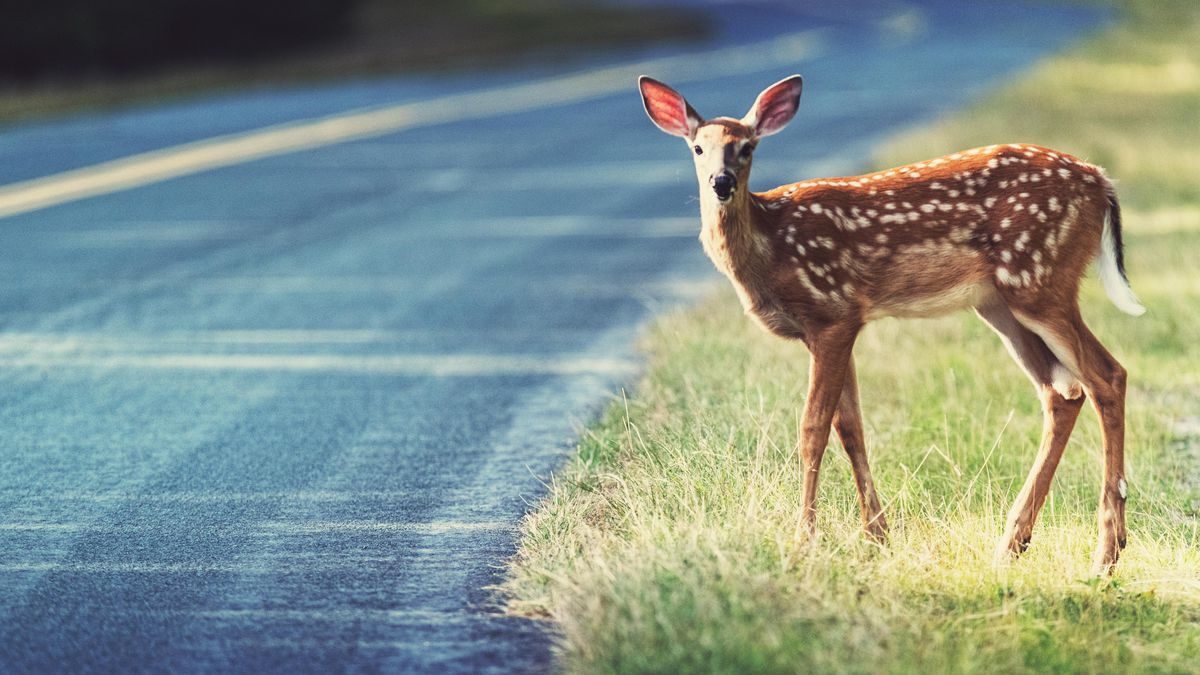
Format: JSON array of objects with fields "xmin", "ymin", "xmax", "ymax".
[
  {"xmin": 505, "ymin": 2, "xmax": 1200, "ymax": 672},
  {"xmin": 0, "ymin": 1, "xmax": 706, "ymax": 125}
]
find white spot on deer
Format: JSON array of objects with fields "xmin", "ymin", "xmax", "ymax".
[
  {"xmin": 984, "ymin": 197, "xmax": 997, "ymax": 209},
  {"xmin": 948, "ymin": 190, "xmax": 960, "ymax": 198},
  {"xmin": 907, "ymin": 211, "xmax": 921, "ymax": 221},
  {"xmin": 902, "ymin": 202, "xmax": 913, "ymax": 209},
  {"xmin": 1018, "ymin": 173, "xmax": 1029, "ymax": 183},
  {"xmin": 797, "ymin": 244, "xmax": 806, "ymax": 255},
  {"xmin": 950, "ymin": 153, "xmax": 963, "ymax": 160},
  {"xmin": 1083, "ymin": 173, "xmax": 1097, "ymax": 183},
  {"xmin": 1057, "ymin": 168, "xmax": 1071, "ymax": 179},
  {"xmin": 938, "ymin": 202, "xmax": 953, "ymax": 212},
  {"xmin": 1014, "ymin": 203, "xmax": 1024, "ymax": 212},
  {"xmin": 816, "ymin": 236, "xmax": 835, "ymax": 249},
  {"xmin": 996, "ymin": 268, "xmax": 1018, "ymax": 287},
  {"xmin": 1048, "ymin": 197, "xmax": 1061, "ymax": 212},
  {"xmin": 1016, "ymin": 232, "xmax": 1031, "ymax": 251},
  {"xmin": 1032, "ymin": 250, "xmax": 1043, "ymax": 263},
  {"xmin": 810, "ymin": 203, "xmax": 824, "ymax": 215},
  {"xmin": 866, "ymin": 209, "xmax": 878, "ymax": 218},
  {"xmin": 999, "ymin": 180, "xmax": 1010, "ymax": 189},
  {"xmin": 1021, "ymin": 270, "xmax": 1031, "ymax": 286},
  {"xmin": 1028, "ymin": 203, "xmax": 1039, "ymax": 214},
  {"xmin": 1001, "ymin": 250, "xmax": 1013, "ymax": 263},
  {"xmin": 1024, "ymin": 151, "xmax": 1035, "ymax": 157},
  {"xmin": 785, "ymin": 234, "xmax": 795, "ymax": 244},
  {"xmin": 1037, "ymin": 212, "xmax": 1048, "ymax": 222},
  {"xmin": 920, "ymin": 203, "xmax": 936, "ymax": 214},
  {"xmin": 909, "ymin": 171, "xmax": 921, "ymax": 179},
  {"xmin": 931, "ymin": 182, "xmax": 944, "ymax": 190},
  {"xmin": 885, "ymin": 202, "xmax": 896, "ymax": 210},
  {"xmin": 1042, "ymin": 168, "xmax": 1053, "ymax": 177},
  {"xmin": 875, "ymin": 233, "xmax": 889, "ymax": 244},
  {"xmin": 992, "ymin": 233, "xmax": 1002, "ymax": 242},
  {"xmin": 987, "ymin": 158, "xmax": 999, "ymax": 169},
  {"xmin": 1000, "ymin": 217, "xmax": 1012, "ymax": 228},
  {"xmin": 795, "ymin": 268, "xmax": 827, "ymax": 300},
  {"xmin": 1118, "ymin": 479, "xmax": 1127, "ymax": 499}
]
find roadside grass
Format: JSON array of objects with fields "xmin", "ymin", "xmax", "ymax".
[
  {"xmin": 505, "ymin": 2, "xmax": 1200, "ymax": 672},
  {"xmin": 0, "ymin": 1, "xmax": 705, "ymax": 125}
]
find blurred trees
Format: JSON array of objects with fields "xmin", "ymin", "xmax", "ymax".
[{"xmin": 0, "ymin": 0, "xmax": 360, "ymax": 79}]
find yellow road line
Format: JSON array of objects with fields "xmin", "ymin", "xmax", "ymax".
[{"xmin": 0, "ymin": 31, "xmax": 822, "ymax": 220}]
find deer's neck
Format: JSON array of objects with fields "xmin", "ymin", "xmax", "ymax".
[{"xmin": 698, "ymin": 190, "xmax": 769, "ymax": 307}]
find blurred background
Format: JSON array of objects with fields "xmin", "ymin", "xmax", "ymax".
[{"xmin": 0, "ymin": 0, "xmax": 708, "ymax": 121}]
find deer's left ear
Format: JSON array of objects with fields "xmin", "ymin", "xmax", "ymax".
[{"xmin": 743, "ymin": 75, "xmax": 803, "ymax": 138}]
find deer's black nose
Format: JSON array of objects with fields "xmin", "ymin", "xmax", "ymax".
[{"xmin": 711, "ymin": 171, "xmax": 736, "ymax": 201}]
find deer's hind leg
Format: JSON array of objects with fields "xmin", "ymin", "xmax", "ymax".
[
  {"xmin": 975, "ymin": 293, "xmax": 1086, "ymax": 562},
  {"xmin": 1011, "ymin": 306, "xmax": 1129, "ymax": 575}
]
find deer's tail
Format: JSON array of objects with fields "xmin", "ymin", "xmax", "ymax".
[{"xmin": 1098, "ymin": 184, "xmax": 1145, "ymax": 316}]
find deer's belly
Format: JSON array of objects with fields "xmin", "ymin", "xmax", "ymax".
[{"xmin": 868, "ymin": 280, "xmax": 992, "ymax": 320}]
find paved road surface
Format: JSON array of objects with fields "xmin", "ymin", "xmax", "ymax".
[{"xmin": 0, "ymin": 2, "xmax": 1102, "ymax": 672}]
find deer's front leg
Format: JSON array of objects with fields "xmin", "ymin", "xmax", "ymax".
[
  {"xmin": 832, "ymin": 356, "xmax": 888, "ymax": 543},
  {"xmin": 798, "ymin": 324, "xmax": 859, "ymax": 539}
]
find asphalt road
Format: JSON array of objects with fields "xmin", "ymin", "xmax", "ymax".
[{"xmin": 0, "ymin": 2, "xmax": 1102, "ymax": 672}]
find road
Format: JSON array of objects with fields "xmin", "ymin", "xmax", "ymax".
[{"xmin": 0, "ymin": 2, "xmax": 1102, "ymax": 672}]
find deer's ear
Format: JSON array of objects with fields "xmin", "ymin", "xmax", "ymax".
[
  {"xmin": 743, "ymin": 75, "xmax": 803, "ymax": 138},
  {"xmin": 638, "ymin": 76, "xmax": 702, "ymax": 139}
]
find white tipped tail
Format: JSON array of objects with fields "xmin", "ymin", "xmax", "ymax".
[{"xmin": 1099, "ymin": 193, "xmax": 1145, "ymax": 316}]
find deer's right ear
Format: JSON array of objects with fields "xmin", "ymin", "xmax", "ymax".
[{"xmin": 638, "ymin": 76, "xmax": 702, "ymax": 139}]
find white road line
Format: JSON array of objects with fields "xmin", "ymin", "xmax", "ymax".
[
  {"xmin": 0, "ymin": 30, "xmax": 822, "ymax": 220},
  {"xmin": 0, "ymin": 328, "xmax": 603, "ymax": 347},
  {"xmin": 0, "ymin": 352, "xmax": 637, "ymax": 376},
  {"xmin": 0, "ymin": 520, "xmax": 513, "ymax": 534},
  {"xmin": 0, "ymin": 490, "xmax": 451, "ymax": 503}
]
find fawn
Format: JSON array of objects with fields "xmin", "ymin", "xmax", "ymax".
[{"xmin": 638, "ymin": 74, "xmax": 1144, "ymax": 575}]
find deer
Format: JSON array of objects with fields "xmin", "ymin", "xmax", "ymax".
[{"xmin": 637, "ymin": 74, "xmax": 1145, "ymax": 575}]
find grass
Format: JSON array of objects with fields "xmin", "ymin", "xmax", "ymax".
[
  {"xmin": 0, "ymin": 0, "xmax": 706, "ymax": 125},
  {"xmin": 504, "ymin": 2, "xmax": 1200, "ymax": 672}
]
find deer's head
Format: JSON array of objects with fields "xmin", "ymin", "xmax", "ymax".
[{"xmin": 638, "ymin": 75, "xmax": 803, "ymax": 204}]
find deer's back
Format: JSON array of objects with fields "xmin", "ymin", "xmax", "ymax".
[{"xmin": 755, "ymin": 144, "xmax": 1111, "ymax": 325}]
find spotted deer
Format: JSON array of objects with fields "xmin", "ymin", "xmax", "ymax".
[{"xmin": 638, "ymin": 74, "xmax": 1145, "ymax": 575}]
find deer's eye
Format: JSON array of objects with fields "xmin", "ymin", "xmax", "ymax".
[
  {"xmin": 740, "ymin": 144, "xmax": 755, "ymax": 158},
  {"xmin": 693, "ymin": 145, "xmax": 703, "ymax": 155}
]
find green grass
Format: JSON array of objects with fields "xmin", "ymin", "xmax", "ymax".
[
  {"xmin": 505, "ymin": 2, "xmax": 1200, "ymax": 672},
  {"xmin": 0, "ymin": 1, "xmax": 706, "ymax": 125}
]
